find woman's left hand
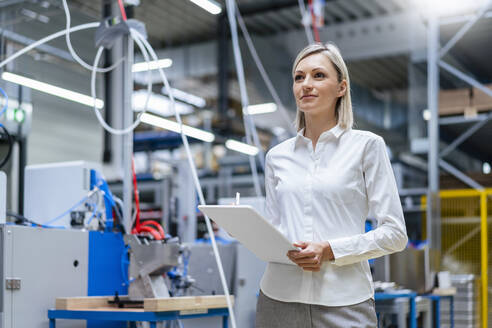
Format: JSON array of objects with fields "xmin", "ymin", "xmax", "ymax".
[{"xmin": 287, "ymin": 241, "xmax": 335, "ymax": 272}]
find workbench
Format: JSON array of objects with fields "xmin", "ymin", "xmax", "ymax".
[
  {"xmin": 420, "ymin": 294, "xmax": 454, "ymax": 328},
  {"xmin": 375, "ymin": 291, "xmax": 418, "ymax": 328},
  {"xmin": 48, "ymin": 308, "xmax": 229, "ymax": 328},
  {"xmin": 49, "ymin": 295, "xmax": 233, "ymax": 328}
]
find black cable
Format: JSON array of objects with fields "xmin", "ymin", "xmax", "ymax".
[
  {"xmin": 112, "ymin": 204, "xmax": 126, "ymax": 234},
  {"xmin": 0, "ymin": 124, "xmax": 13, "ymax": 169},
  {"xmin": 6, "ymin": 210, "xmax": 44, "ymax": 227}
]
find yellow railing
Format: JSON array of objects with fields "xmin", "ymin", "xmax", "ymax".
[{"xmin": 423, "ymin": 188, "xmax": 491, "ymax": 328}]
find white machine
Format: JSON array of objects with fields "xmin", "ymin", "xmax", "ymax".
[
  {"xmin": 0, "ymin": 172, "xmax": 5, "ymax": 224},
  {"xmin": 24, "ymin": 161, "xmax": 102, "ymax": 228},
  {"xmin": 0, "ymin": 225, "xmax": 88, "ymax": 328}
]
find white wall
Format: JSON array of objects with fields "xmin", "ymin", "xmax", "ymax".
[{"xmin": 16, "ymin": 55, "xmax": 103, "ymax": 165}]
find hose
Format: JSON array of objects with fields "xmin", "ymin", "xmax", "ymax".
[
  {"xmin": 131, "ymin": 29, "xmax": 238, "ymax": 328},
  {"xmin": 90, "ymin": 28, "xmax": 152, "ymax": 135},
  {"xmin": 235, "ymin": 7, "xmax": 294, "ymax": 134},
  {"xmin": 0, "ymin": 22, "xmax": 100, "ymax": 70},
  {"xmin": 225, "ymin": 0, "xmax": 264, "ymax": 197},
  {"xmin": 61, "ymin": 0, "xmax": 124, "ymax": 73}
]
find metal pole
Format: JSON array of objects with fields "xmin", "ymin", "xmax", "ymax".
[
  {"xmin": 480, "ymin": 191, "xmax": 488, "ymax": 328},
  {"xmin": 439, "ymin": 60, "xmax": 492, "ymax": 98},
  {"xmin": 439, "ymin": 160, "xmax": 484, "ymax": 190},
  {"xmin": 225, "ymin": 0, "xmax": 263, "ymax": 197},
  {"xmin": 103, "ymin": 1, "xmax": 113, "ymax": 164},
  {"xmin": 439, "ymin": 0, "xmax": 492, "ymax": 58},
  {"xmin": 439, "ymin": 115, "xmax": 492, "ymax": 158},
  {"xmin": 217, "ymin": 13, "xmax": 229, "ymax": 127},
  {"xmin": 427, "ymin": 12, "xmax": 441, "ymax": 270},
  {"xmin": 122, "ymin": 34, "xmax": 134, "ymax": 232},
  {"xmin": 236, "ymin": 8, "xmax": 294, "ymax": 133},
  {"xmin": 439, "ymin": 112, "xmax": 492, "ymax": 125}
]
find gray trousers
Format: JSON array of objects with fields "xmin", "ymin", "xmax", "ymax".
[{"xmin": 256, "ymin": 291, "xmax": 377, "ymax": 328}]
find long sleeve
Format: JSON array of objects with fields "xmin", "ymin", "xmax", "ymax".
[
  {"xmin": 329, "ymin": 136, "xmax": 408, "ymax": 266},
  {"xmin": 264, "ymin": 152, "xmax": 281, "ymax": 229}
]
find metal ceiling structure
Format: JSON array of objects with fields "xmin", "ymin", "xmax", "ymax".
[
  {"xmin": 4, "ymin": 0, "xmax": 491, "ymax": 92},
  {"xmin": 1, "ymin": 0, "xmax": 491, "ymax": 170}
]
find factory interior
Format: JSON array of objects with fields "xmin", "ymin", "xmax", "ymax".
[{"xmin": 0, "ymin": 0, "xmax": 492, "ymax": 327}]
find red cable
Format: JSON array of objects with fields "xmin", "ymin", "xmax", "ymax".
[
  {"xmin": 141, "ymin": 220, "xmax": 166, "ymax": 239},
  {"xmin": 131, "ymin": 158, "xmax": 165, "ymax": 240},
  {"xmin": 131, "ymin": 157, "xmax": 141, "ymax": 229},
  {"xmin": 308, "ymin": 0, "xmax": 321, "ymax": 42},
  {"xmin": 117, "ymin": 0, "xmax": 128, "ymax": 21},
  {"xmin": 136, "ymin": 225, "xmax": 162, "ymax": 240}
]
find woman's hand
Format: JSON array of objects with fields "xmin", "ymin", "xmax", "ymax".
[{"xmin": 287, "ymin": 241, "xmax": 335, "ymax": 272}]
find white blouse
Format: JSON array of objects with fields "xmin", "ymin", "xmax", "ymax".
[{"xmin": 260, "ymin": 124, "xmax": 408, "ymax": 306}]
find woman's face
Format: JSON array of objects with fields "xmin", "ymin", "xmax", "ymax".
[{"xmin": 293, "ymin": 53, "xmax": 346, "ymax": 119}]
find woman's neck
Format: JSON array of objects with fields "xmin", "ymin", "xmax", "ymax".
[{"xmin": 304, "ymin": 114, "xmax": 337, "ymax": 150}]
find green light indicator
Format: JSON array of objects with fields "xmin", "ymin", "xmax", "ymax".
[{"xmin": 13, "ymin": 108, "xmax": 25, "ymax": 123}]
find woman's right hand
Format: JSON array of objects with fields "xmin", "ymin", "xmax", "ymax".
[{"xmin": 287, "ymin": 241, "xmax": 334, "ymax": 272}]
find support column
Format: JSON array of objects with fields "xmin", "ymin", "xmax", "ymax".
[
  {"xmin": 427, "ymin": 13, "xmax": 441, "ymax": 277},
  {"xmin": 102, "ymin": 0, "xmax": 113, "ymax": 164},
  {"xmin": 217, "ymin": 12, "xmax": 229, "ymax": 126},
  {"xmin": 122, "ymin": 34, "xmax": 134, "ymax": 232},
  {"xmin": 480, "ymin": 191, "xmax": 488, "ymax": 328},
  {"xmin": 407, "ymin": 61, "xmax": 427, "ymax": 141}
]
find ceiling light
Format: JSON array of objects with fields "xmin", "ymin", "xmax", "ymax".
[
  {"xmin": 161, "ymin": 87, "xmax": 206, "ymax": 108},
  {"xmin": 245, "ymin": 102, "xmax": 277, "ymax": 115},
  {"xmin": 133, "ymin": 90, "xmax": 194, "ymax": 117},
  {"xmin": 140, "ymin": 113, "xmax": 215, "ymax": 143},
  {"xmin": 272, "ymin": 126, "xmax": 287, "ymax": 136},
  {"xmin": 212, "ymin": 145, "xmax": 226, "ymax": 158},
  {"xmin": 413, "ymin": 0, "xmax": 487, "ymax": 16},
  {"xmin": 225, "ymin": 139, "xmax": 259, "ymax": 156},
  {"xmin": 483, "ymin": 162, "xmax": 491, "ymax": 175},
  {"xmin": 189, "ymin": 0, "xmax": 222, "ymax": 15},
  {"xmin": 132, "ymin": 58, "xmax": 172, "ymax": 72},
  {"xmin": 2, "ymin": 72, "xmax": 103, "ymax": 109},
  {"xmin": 422, "ymin": 109, "xmax": 431, "ymax": 121}
]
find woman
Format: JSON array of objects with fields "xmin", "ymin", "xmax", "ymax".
[{"xmin": 256, "ymin": 43, "xmax": 408, "ymax": 327}]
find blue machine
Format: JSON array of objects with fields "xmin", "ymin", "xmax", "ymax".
[
  {"xmin": 90, "ymin": 169, "xmax": 116, "ymax": 231},
  {"xmin": 87, "ymin": 231, "xmax": 128, "ymax": 328}
]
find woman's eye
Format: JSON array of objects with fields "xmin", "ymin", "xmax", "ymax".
[
  {"xmin": 314, "ymin": 72, "xmax": 325, "ymax": 78},
  {"xmin": 294, "ymin": 75, "xmax": 303, "ymax": 81}
]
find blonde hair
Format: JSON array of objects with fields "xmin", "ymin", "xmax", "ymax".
[{"xmin": 292, "ymin": 42, "xmax": 353, "ymax": 130}]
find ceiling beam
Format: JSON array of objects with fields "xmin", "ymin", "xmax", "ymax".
[
  {"xmin": 238, "ymin": 0, "xmax": 335, "ymax": 17},
  {"xmin": 0, "ymin": 28, "xmax": 74, "ymax": 63}
]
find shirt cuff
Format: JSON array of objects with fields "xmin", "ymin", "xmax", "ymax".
[{"xmin": 328, "ymin": 236, "xmax": 356, "ymax": 266}]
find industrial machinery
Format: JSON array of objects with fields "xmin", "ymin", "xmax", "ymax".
[
  {"xmin": 23, "ymin": 161, "xmax": 118, "ymax": 230},
  {"xmin": 124, "ymin": 234, "xmax": 181, "ymax": 300}
]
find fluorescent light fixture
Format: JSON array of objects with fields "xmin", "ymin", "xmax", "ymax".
[
  {"xmin": 245, "ymin": 102, "xmax": 277, "ymax": 115},
  {"xmin": 2, "ymin": 72, "xmax": 103, "ymax": 109},
  {"xmin": 140, "ymin": 112, "xmax": 215, "ymax": 143},
  {"xmin": 161, "ymin": 87, "xmax": 206, "ymax": 108},
  {"xmin": 189, "ymin": 0, "xmax": 222, "ymax": 15},
  {"xmin": 225, "ymin": 139, "xmax": 259, "ymax": 156},
  {"xmin": 413, "ymin": 0, "xmax": 487, "ymax": 16},
  {"xmin": 132, "ymin": 58, "xmax": 173, "ymax": 72},
  {"xmin": 133, "ymin": 90, "xmax": 194, "ymax": 117}
]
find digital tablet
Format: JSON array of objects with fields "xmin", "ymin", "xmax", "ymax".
[{"xmin": 198, "ymin": 205, "xmax": 296, "ymax": 265}]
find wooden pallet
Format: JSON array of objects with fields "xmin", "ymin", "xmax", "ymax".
[{"xmin": 56, "ymin": 295, "xmax": 234, "ymax": 312}]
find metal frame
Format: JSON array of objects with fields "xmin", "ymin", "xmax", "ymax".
[
  {"xmin": 374, "ymin": 292, "xmax": 417, "ymax": 328},
  {"xmin": 420, "ymin": 294, "xmax": 454, "ymax": 328},
  {"xmin": 427, "ymin": 3, "xmax": 491, "ymax": 326},
  {"xmin": 48, "ymin": 308, "xmax": 229, "ymax": 328},
  {"xmin": 439, "ymin": 112, "xmax": 492, "ymax": 125}
]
